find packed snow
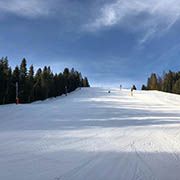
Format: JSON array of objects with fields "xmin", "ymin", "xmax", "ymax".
[{"xmin": 1, "ymin": 87, "xmax": 180, "ymax": 180}]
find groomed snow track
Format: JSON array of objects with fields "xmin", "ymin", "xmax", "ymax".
[{"xmin": 1, "ymin": 87, "xmax": 180, "ymax": 180}]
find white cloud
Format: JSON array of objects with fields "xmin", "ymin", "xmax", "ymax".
[
  {"xmin": 84, "ymin": 0, "xmax": 180, "ymax": 43},
  {"xmin": 1, "ymin": 0, "xmax": 180, "ymax": 43},
  {"xmin": 0, "ymin": 0, "xmax": 53, "ymax": 18}
]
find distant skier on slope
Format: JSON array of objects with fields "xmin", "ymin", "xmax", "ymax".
[
  {"xmin": 131, "ymin": 85, "xmax": 137, "ymax": 96},
  {"xmin": 131, "ymin": 87, "xmax": 133, "ymax": 96}
]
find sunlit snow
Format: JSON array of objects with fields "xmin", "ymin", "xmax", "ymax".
[{"xmin": 1, "ymin": 88, "xmax": 180, "ymax": 180}]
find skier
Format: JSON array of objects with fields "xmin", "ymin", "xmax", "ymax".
[
  {"xmin": 120, "ymin": 85, "xmax": 122, "ymax": 90},
  {"xmin": 131, "ymin": 86, "xmax": 133, "ymax": 96}
]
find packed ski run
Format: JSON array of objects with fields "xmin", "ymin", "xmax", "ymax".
[{"xmin": 1, "ymin": 87, "xmax": 180, "ymax": 180}]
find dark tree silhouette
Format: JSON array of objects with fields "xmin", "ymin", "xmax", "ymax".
[{"xmin": 0, "ymin": 57, "xmax": 90, "ymax": 104}]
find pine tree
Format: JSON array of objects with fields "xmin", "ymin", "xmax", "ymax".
[
  {"xmin": 41, "ymin": 66, "xmax": 49, "ymax": 99},
  {"xmin": 34, "ymin": 68, "xmax": 42, "ymax": 100},
  {"xmin": 172, "ymin": 79, "xmax": 180, "ymax": 94},
  {"xmin": 10, "ymin": 66, "xmax": 20, "ymax": 103},
  {"xmin": 5, "ymin": 67, "xmax": 12, "ymax": 104},
  {"xmin": 82, "ymin": 77, "xmax": 90, "ymax": 87},
  {"xmin": 27, "ymin": 65, "xmax": 34, "ymax": 102},
  {"xmin": 162, "ymin": 71, "xmax": 174, "ymax": 93},
  {"xmin": 145, "ymin": 70, "xmax": 180, "ymax": 95},
  {"xmin": 47, "ymin": 66, "xmax": 55, "ymax": 98},
  {"xmin": 0, "ymin": 57, "xmax": 10, "ymax": 104},
  {"xmin": 53, "ymin": 74, "xmax": 59, "ymax": 97},
  {"xmin": 57, "ymin": 73, "xmax": 65, "ymax": 95},
  {"xmin": 141, "ymin": 84, "xmax": 147, "ymax": 90},
  {"xmin": 63, "ymin": 68, "xmax": 70, "ymax": 93},
  {"xmin": 19, "ymin": 58, "xmax": 28, "ymax": 103},
  {"xmin": 147, "ymin": 73, "xmax": 159, "ymax": 90},
  {"xmin": 0, "ymin": 58, "xmax": 90, "ymax": 104}
]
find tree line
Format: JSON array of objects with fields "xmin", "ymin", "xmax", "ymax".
[
  {"xmin": 142, "ymin": 71, "xmax": 180, "ymax": 94},
  {"xmin": 0, "ymin": 57, "xmax": 90, "ymax": 105}
]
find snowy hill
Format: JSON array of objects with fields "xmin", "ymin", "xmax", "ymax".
[{"xmin": 1, "ymin": 87, "xmax": 180, "ymax": 180}]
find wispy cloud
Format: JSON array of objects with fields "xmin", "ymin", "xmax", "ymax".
[
  {"xmin": 0, "ymin": 0, "xmax": 53, "ymax": 18},
  {"xmin": 1, "ymin": 0, "xmax": 180, "ymax": 43},
  {"xmin": 84, "ymin": 0, "xmax": 180, "ymax": 43}
]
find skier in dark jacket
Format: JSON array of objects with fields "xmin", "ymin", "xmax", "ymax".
[{"xmin": 131, "ymin": 87, "xmax": 133, "ymax": 96}]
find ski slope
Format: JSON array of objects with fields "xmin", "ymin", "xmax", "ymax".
[{"xmin": 1, "ymin": 87, "xmax": 180, "ymax": 180}]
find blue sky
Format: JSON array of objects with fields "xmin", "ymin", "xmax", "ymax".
[{"xmin": 1, "ymin": 0, "xmax": 180, "ymax": 88}]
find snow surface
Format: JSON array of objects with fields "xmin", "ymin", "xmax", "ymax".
[{"xmin": 1, "ymin": 87, "xmax": 180, "ymax": 180}]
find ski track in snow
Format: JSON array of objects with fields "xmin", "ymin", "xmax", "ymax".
[{"xmin": 1, "ymin": 87, "xmax": 180, "ymax": 180}]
